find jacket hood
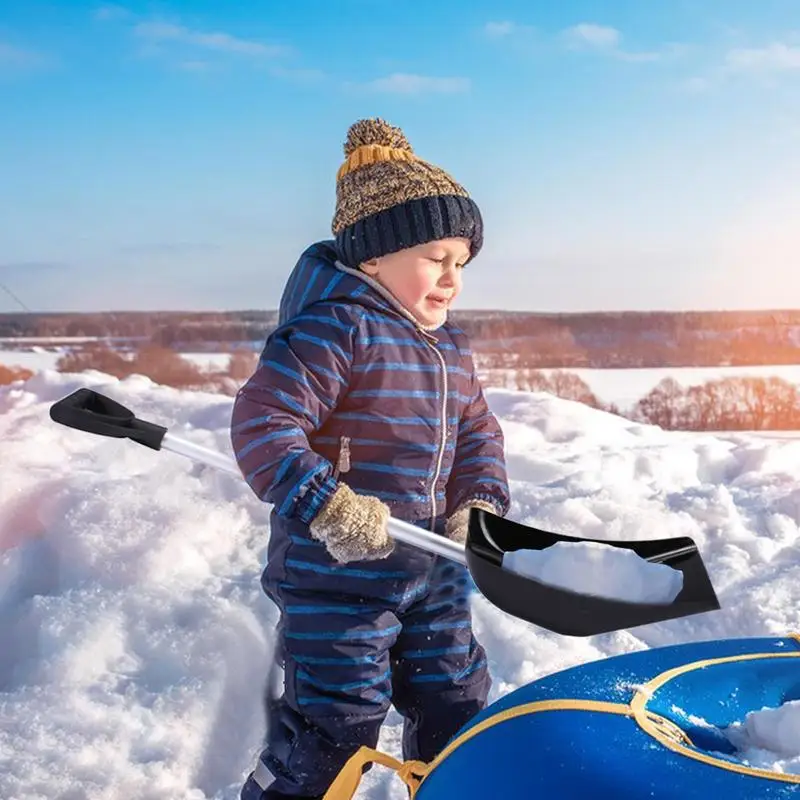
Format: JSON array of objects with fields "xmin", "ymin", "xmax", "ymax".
[{"xmin": 278, "ymin": 240, "xmax": 435, "ymax": 329}]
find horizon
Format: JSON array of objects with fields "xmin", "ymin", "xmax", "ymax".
[
  {"xmin": 4, "ymin": 304, "xmax": 800, "ymax": 320},
  {"xmin": 1, "ymin": 0, "xmax": 799, "ymax": 314}
]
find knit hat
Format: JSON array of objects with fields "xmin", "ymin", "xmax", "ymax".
[{"xmin": 332, "ymin": 118, "xmax": 483, "ymax": 268}]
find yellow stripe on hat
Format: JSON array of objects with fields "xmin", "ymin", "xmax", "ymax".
[{"xmin": 337, "ymin": 144, "xmax": 418, "ymax": 180}]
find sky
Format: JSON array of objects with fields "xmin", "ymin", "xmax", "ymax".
[{"xmin": 0, "ymin": 0, "xmax": 799, "ymax": 314}]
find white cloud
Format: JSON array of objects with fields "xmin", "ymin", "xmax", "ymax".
[
  {"xmin": 564, "ymin": 23, "xmax": 621, "ymax": 50},
  {"xmin": 95, "ymin": 7, "xmax": 293, "ymax": 66},
  {"xmin": 682, "ymin": 75, "xmax": 713, "ymax": 93},
  {"xmin": 93, "ymin": 4, "xmax": 133, "ymax": 22},
  {"xmin": 725, "ymin": 43, "xmax": 800, "ymax": 72},
  {"xmin": 485, "ymin": 21, "xmax": 515, "ymax": 39},
  {"xmin": 615, "ymin": 49, "xmax": 664, "ymax": 63},
  {"xmin": 177, "ymin": 60, "xmax": 214, "ymax": 74},
  {"xmin": 268, "ymin": 64, "xmax": 326, "ymax": 84},
  {"xmin": 686, "ymin": 40, "xmax": 800, "ymax": 91},
  {"xmin": 0, "ymin": 42, "xmax": 48, "ymax": 71},
  {"xmin": 133, "ymin": 21, "xmax": 289, "ymax": 58},
  {"xmin": 363, "ymin": 73, "xmax": 470, "ymax": 95},
  {"xmin": 559, "ymin": 23, "xmax": 680, "ymax": 64}
]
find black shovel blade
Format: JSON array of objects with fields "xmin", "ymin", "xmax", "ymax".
[
  {"xmin": 465, "ymin": 508, "xmax": 720, "ymax": 636},
  {"xmin": 49, "ymin": 388, "xmax": 167, "ymax": 450}
]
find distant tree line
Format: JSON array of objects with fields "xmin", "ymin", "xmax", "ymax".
[
  {"xmin": 630, "ymin": 376, "xmax": 800, "ymax": 431},
  {"xmin": 0, "ymin": 365, "xmax": 33, "ymax": 384},
  {"xmin": 2, "ymin": 308, "xmax": 800, "ymax": 367},
  {"xmin": 468, "ymin": 318, "xmax": 800, "ymax": 368},
  {"xmin": 51, "ymin": 344, "xmax": 258, "ymax": 397},
  {"xmin": 0, "ymin": 311, "xmax": 278, "ymax": 343}
]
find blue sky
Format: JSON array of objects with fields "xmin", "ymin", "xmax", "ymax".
[{"xmin": 1, "ymin": 0, "xmax": 799, "ymax": 313}]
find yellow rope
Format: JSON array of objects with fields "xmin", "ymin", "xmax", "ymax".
[
  {"xmin": 322, "ymin": 747, "xmax": 429, "ymax": 798},
  {"xmin": 322, "ymin": 700, "xmax": 632, "ymax": 799}
]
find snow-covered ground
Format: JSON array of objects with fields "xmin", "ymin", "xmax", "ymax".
[
  {"xmin": 3, "ymin": 348, "xmax": 800, "ymax": 409},
  {"xmin": 2, "ymin": 370, "xmax": 800, "ymax": 798},
  {"xmin": 0, "ymin": 349, "xmax": 74, "ymax": 372},
  {"xmin": 0, "ymin": 349, "xmax": 233, "ymax": 374}
]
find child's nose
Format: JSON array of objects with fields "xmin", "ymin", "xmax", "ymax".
[{"xmin": 439, "ymin": 266, "xmax": 457, "ymax": 286}]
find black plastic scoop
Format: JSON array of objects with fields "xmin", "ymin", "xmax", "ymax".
[
  {"xmin": 465, "ymin": 510, "xmax": 719, "ymax": 635},
  {"xmin": 49, "ymin": 388, "xmax": 721, "ymax": 636}
]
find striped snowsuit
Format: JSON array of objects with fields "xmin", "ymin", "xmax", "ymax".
[{"xmin": 231, "ymin": 240, "xmax": 510, "ymax": 798}]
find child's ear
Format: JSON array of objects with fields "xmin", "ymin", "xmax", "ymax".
[{"xmin": 360, "ymin": 258, "xmax": 380, "ymax": 276}]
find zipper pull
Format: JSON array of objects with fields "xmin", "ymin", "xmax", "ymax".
[
  {"xmin": 333, "ymin": 436, "xmax": 351, "ymax": 479},
  {"xmin": 421, "ymin": 330, "xmax": 438, "ymax": 344}
]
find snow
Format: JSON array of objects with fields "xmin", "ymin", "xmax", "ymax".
[
  {"xmin": 180, "ymin": 353, "xmax": 237, "ymax": 371},
  {"xmin": 501, "ymin": 541, "xmax": 684, "ymax": 604},
  {"xmin": 725, "ymin": 701, "xmax": 800, "ymax": 775},
  {"xmin": 2, "ymin": 370, "xmax": 800, "ymax": 798},
  {"xmin": 0, "ymin": 349, "xmax": 64, "ymax": 371},
  {"xmin": 0, "ymin": 337, "xmax": 109, "ymax": 345},
  {"xmin": 0, "ymin": 349, "xmax": 235, "ymax": 374}
]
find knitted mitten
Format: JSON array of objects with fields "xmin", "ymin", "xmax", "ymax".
[
  {"xmin": 309, "ymin": 483, "xmax": 394, "ymax": 563},
  {"xmin": 444, "ymin": 499, "xmax": 500, "ymax": 544}
]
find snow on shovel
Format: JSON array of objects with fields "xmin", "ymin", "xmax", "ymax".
[{"xmin": 49, "ymin": 388, "xmax": 720, "ymax": 637}]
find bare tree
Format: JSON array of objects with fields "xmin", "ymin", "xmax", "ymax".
[
  {"xmin": 228, "ymin": 349, "xmax": 259, "ymax": 382},
  {"xmin": 631, "ymin": 377, "xmax": 685, "ymax": 428},
  {"xmin": 548, "ymin": 370, "xmax": 601, "ymax": 407}
]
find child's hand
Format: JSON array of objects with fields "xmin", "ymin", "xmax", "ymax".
[
  {"xmin": 309, "ymin": 483, "xmax": 394, "ymax": 563},
  {"xmin": 444, "ymin": 499, "xmax": 500, "ymax": 544}
]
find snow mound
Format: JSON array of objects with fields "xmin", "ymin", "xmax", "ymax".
[
  {"xmin": 1, "ymin": 370, "xmax": 799, "ymax": 798},
  {"xmin": 725, "ymin": 700, "xmax": 800, "ymax": 776},
  {"xmin": 502, "ymin": 540, "xmax": 684, "ymax": 604}
]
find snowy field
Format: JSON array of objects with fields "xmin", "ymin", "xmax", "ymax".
[
  {"xmin": 2, "ymin": 348, "xmax": 800, "ymax": 410},
  {"xmin": 2, "ymin": 369, "xmax": 800, "ymax": 798},
  {"xmin": 0, "ymin": 349, "xmax": 233, "ymax": 374}
]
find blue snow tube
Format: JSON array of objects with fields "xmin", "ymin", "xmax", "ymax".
[
  {"xmin": 413, "ymin": 634, "xmax": 800, "ymax": 799},
  {"xmin": 325, "ymin": 635, "xmax": 800, "ymax": 798}
]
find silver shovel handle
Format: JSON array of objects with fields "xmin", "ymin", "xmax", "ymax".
[{"xmin": 161, "ymin": 432, "xmax": 468, "ymax": 565}]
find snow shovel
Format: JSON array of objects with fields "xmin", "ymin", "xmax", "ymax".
[{"xmin": 49, "ymin": 387, "xmax": 720, "ymax": 636}]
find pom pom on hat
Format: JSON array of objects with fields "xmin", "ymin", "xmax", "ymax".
[{"xmin": 343, "ymin": 118, "xmax": 413, "ymax": 157}]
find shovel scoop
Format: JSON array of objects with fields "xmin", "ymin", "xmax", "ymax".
[
  {"xmin": 465, "ymin": 512, "xmax": 719, "ymax": 636},
  {"xmin": 49, "ymin": 387, "xmax": 720, "ymax": 637}
]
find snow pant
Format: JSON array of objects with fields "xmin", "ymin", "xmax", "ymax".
[{"xmin": 240, "ymin": 517, "xmax": 491, "ymax": 799}]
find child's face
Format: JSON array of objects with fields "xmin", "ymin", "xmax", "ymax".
[{"xmin": 360, "ymin": 237, "xmax": 470, "ymax": 327}]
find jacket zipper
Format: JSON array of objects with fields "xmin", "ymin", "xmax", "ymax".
[
  {"xmin": 333, "ymin": 435, "xmax": 351, "ymax": 480},
  {"xmin": 422, "ymin": 333, "xmax": 448, "ymax": 530}
]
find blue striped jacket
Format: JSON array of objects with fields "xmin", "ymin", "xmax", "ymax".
[{"xmin": 230, "ymin": 240, "xmax": 510, "ymax": 560}]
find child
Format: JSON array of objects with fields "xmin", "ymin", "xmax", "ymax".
[{"xmin": 231, "ymin": 118, "xmax": 510, "ymax": 799}]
